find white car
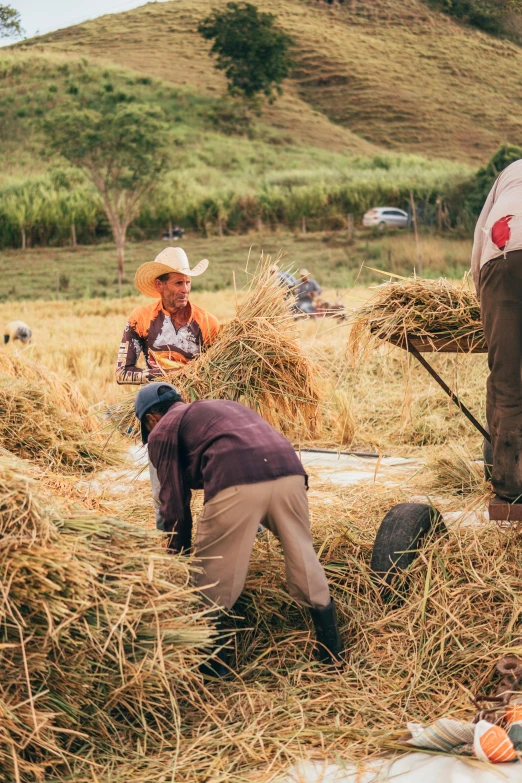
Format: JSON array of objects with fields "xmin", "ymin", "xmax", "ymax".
[{"xmin": 362, "ymin": 207, "xmax": 409, "ymax": 230}]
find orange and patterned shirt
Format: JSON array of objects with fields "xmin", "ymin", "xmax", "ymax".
[{"xmin": 116, "ymin": 300, "xmax": 220, "ymax": 384}]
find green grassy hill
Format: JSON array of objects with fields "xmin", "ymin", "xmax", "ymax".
[
  {"xmin": 0, "ymin": 48, "xmax": 470, "ymax": 249},
  {"xmin": 2, "ymin": 0, "xmax": 521, "ymax": 255},
  {"xmin": 15, "ymin": 0, "xmax": 522, "ymax": 162}
]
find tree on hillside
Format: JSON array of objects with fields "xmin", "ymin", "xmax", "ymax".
[
  {"xmin": 463, "ymin": 143, "xmax": 522, "ymax": 218},
  {"xmin": 428, "ymin": 0, "xmax": 522, "ymax": 36},
  {"xmin": 198, "ymin": 2, "xmax": 294, "ymax": 106},
  {"xmin": 0, "ymin": 5, "xmax": 23, "ymax": 38},
  {"xmin": 45, "ymin": 105, "xmax": 168, "ymax": 296}
]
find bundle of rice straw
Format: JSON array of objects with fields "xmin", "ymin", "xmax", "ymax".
[
  {"xmin": 112, "ymin": 260, "xmax": 322, "ymax": 437},
  {"xmin": 0, "ymin": 455, "xmax": 214, "ymax": 782},
  {"xmin": 428, "ymin": 444, "xmax": 490, "ymax": 497},
  {"xmin": 0, "ymin": 353, "xmax": 122, "ymax": 473},
  {"xmin": 350, "ymin": 274, "xmax": 485, "ymax": 353}
]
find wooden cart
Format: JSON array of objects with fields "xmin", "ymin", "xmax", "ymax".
[{"xmin": 371, "ymin": 330, "xmax": 520, "ymax": 591}]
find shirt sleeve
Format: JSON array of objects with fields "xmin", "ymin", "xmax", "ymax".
[
  {"xmin": 115, "ymin": 321, "xmax": 149, "ymax": 385},
  {"xmin": 313, "ymin": 280, "xmax": 322, "ymax": 296},
  {"xmin": 148, "ymin": 422, "xmax": 193, "ymax": 554},
  {"xmin": 196, "ymin": 309, "xmax": 220, "ymax": 348}
]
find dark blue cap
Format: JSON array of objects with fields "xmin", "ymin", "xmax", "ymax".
[{"xmin": 134, "ymin": 382, "xmax": 180, "ymax": 444}]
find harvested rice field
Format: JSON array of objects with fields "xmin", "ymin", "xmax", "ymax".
[{"xmin": 1, "ymin": 268, "xmax": 520, "ymax": 783}]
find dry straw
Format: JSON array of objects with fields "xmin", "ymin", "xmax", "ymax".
[
  {"xmin": 1, "ymin": 448, "xmax": 519, "ymax": 782},
  {"xmin": 110, "ymin": 259, "xmax": 323, "ymax": 439},
  {"xmin": 427, "ymin": 443, "xmax": 490, "ymax": 499},
  {"xmin": 37, "ymin": 480, "xmax": 522, "ymax": 783},
  {"xmin": 0, "ymin": 352, "xmax": 122, "ymax": 472},
  {"xmin": 0, "ymin": 454, "xmax": 216, "ymax": 782},
  {"xmin": 349, "ymin": 273, "xmax": 485, "ymax": 353}
]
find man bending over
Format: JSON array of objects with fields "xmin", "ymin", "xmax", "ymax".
[{"xmin": 134, "ymin": 382, "xmax": 344, "ymax": 674}]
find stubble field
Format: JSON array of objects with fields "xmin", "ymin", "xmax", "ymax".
[{"xmin": 2, "ymin": 234, "xmax": 514, "ymax": 783}]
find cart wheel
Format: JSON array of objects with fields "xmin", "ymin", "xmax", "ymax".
[
  {"xmin": 483, "ymin": 423, "xmax": 492, "ymax": 482},
  {"xmin": 371, "ymin": 503, "xmax": 445, "ymax": 593}
]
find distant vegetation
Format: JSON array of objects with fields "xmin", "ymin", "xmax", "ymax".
[
  {"xmin": 427, "ymin": 0, "xmax": 522, "ymax": 39},
  {"xmin": 198, "ymin": 2, "xmax": 294, "ymax": 106},
  {"xmin": 461, "ymin": 143, "xmax": 522, "ymax": 217},
  {"xmin": 45, "ymin": 102, "xmax": 169, "ymax": 294},
  {"xmin": 0, "ymin": 52, "xmax": 473, "ymax": 251},
  {"xmin": 0, "ymin": 4, "xmax": 22, "ymax": 39}
]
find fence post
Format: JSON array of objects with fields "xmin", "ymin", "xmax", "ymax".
[
  {"xmin": 302, "ymin": 216, "xmax": 306, "ymax": 235},
  {"xmin": 409, "ymin": 190, "xmax": 423, "ymax": 276},
  {"xmin": 71, "ymin": 222, "xmax": 77, "ymax": 250},
  {"xmin": 346, "ymin": 213, "xmax": 354, "ymax": 242}
]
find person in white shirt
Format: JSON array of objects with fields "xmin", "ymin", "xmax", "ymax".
[{"xmin": 471, "ymin": 159, "xmax": 522, "ymax": 501}]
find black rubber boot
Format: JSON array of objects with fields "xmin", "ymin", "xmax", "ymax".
[
  {"xmin": 199, "ymin": 618, "xmax": 234, "ymax": 680},
  {"xmin": 309, "ymin": 598, "xmax": 344, "ymax": 665}
]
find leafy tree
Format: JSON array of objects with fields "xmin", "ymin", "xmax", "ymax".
[
  {"xmin": 198, "ymin": 2, "xmax": 294, "ymax": 105},
  {"xmin": 45, "ymin": 104, "xmax": 169, "ymax": 295},
  {"xmin": 463, "ymin": 143, "xmax": 522, "ymax": 217},
  {"xmin": 0, "ymin": 4, "xmax": 23, "ymax": 38}
]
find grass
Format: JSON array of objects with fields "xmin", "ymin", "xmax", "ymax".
[
  {"xmin": 0, "ymin": 229, "xmax": 474, "ymax": 300},
  {"xmin": 0, "ymin": 248, "xmax": 488, "ymax": 457},
  {"xmin": 15, "ymin": 0, "xmax": 522, "ymax": 163}
]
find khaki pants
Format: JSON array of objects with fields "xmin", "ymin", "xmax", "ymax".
[
  {"xmin": 192, "ymin": 475, "xmax": 331, "ymax": 611},
  {"xmin": 481, "ymin": 251, "xmax": 522, "ymax": 500}
]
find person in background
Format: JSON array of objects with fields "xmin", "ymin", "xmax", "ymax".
[
  {"xmin": 116, "ymin": 246, "xmax": 220, "ymax": 529},
  {"xmin": 471, "ymin": 158, "xmax": 522, "ymax": 501},
  {"xmin": 268, "ymin": 263, "xmax": 297, "ymax": 296},
  {"xmin": 4, "ymin": 320, "xmax": 31, "ymax": 345},
  {"xmin": 134, "ymin": 382, "xmax": 344, "ymax": 676},
  {"xmin": 294, "ymin": 268, "xmax": 322, "ymax": 314}
]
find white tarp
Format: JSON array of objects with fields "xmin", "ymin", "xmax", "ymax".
[{"xmin": 287, "ymin": 753, "xmax": 522, "ymax": 783}]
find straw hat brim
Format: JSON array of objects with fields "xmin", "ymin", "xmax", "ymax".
[{"xmin": 135, "ymin": 259, "xmax": 209, "ymax": 298}]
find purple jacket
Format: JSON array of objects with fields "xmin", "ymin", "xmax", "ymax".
[{"xmin": 147, "ymin": 399, "xmax": 306, "ymax": 552}]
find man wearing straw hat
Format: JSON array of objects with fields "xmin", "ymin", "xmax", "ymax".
[
  {"xmin": 115, "ymin": 247, "xmax": 219, "ymax": 384},
  {"xmin": 116, "ymin": 247, "xmax": 220, "ymax": 530},
  {"xmin": 133, "ymin": 381, "xmax": 344, "ymax": 675}
]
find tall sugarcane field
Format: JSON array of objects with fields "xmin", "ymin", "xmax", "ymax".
[{"xmin": 2, "ymin": 1, "xmax": 522, "ymax": 782}]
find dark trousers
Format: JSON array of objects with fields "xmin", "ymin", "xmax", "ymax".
[{"xmin": 480, "ymin": 250, "xmax": 522, "ymax": 501}]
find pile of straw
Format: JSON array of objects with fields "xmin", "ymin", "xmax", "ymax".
[
  {"xmin": 0, "ymin": 353, "xmax": 122, "ymax": 472},
  {"xmin": 47, "ymin": 480, "xmax": 522, "ymax": 782},
  {"xmin": 111, "ymin": 263, "xmax": 322, "ymax": 438},
  {"xmin": 350, "ymin": 275, "xmax": 484, "ymax": 351},
  {"xmin": 428, "ymin": 444, "xmax": 490, "ymax": 498},
  {"xmin": 0, "ymin": 455, "xmax": 214, "ymax": 782}
]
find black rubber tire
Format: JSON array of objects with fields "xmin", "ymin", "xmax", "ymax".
[
  {"xmin": 370, "ymin": 503, "xmax": 445, "ymax": 590},
  {"xmin": 483, "ymin": 423, "xmax": 492, "ymax": 482}
]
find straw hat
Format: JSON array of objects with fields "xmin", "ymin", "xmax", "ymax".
[
  {"xmin": 299, "ymin": 268, "xmax": 310, "ymax": 278},
  {"xmin": 135, "ymin": 247, "xmax": 209, "ymax": 298}
]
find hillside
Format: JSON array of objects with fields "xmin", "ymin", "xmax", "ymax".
[
  {"xmin": 14, "ymin": 0, "xmax": 522, "ymax": 162},
  {"xmin": 0, "ymin": 49, "xmax": 470, "ymax": 249}
]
